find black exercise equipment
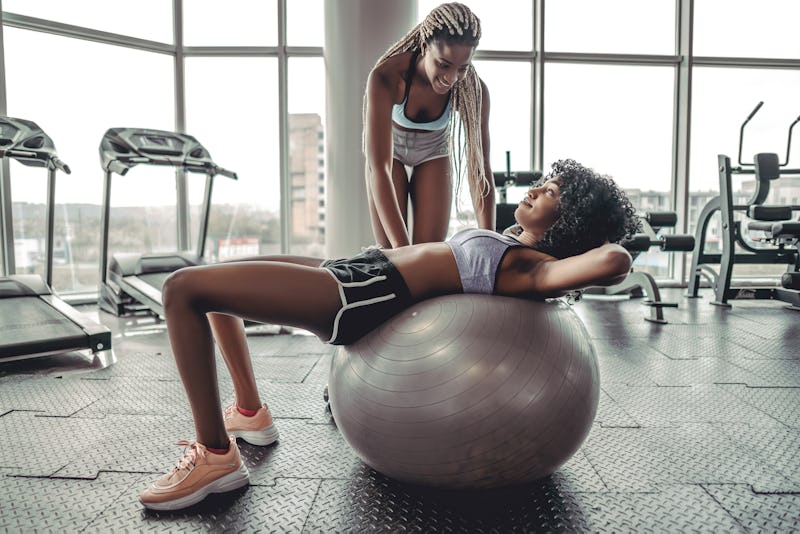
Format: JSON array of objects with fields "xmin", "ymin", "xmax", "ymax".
[
  {"xmin": 748, "ymin": 220, "xmax": 800, "ymax": 300},
  {"xmin": 586, "ymin": 211, "xmax": 695, "ymax": 323},
  {"xmin": 98, "ymin": 127, "xmax": 237, "ymax": 319},
  {"xmin": 494, "ymin": 151, "xmax": 542, "ymax": 232},
  {"xmin": 0, "ymin": 116, "xmax": 114, "ymax": 363},
  {"xmin": 687, "ymin": 102, "xmax": 800, "ymax": 309}
]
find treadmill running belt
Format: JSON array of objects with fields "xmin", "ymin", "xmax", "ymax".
[
  {"xmin": 0, "ymin": 297, "xmax": 88, "ymax": 358},
  {"xmin": 136, "ymin": 271, "xmax": 172, "ymax": 292}
]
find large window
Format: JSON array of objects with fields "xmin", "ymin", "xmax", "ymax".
[
  {"xmin": 543, "ymin": 63, "xmax": 675, "ymax": 194},
  {"xmin": 1, "ymin": 1, "xmax": 324, "ymax": 292},
  {"xmin": 690, "ymin": 68, "xmax": 800, "ymax": 197},
  {"xmin": 288, "ymin": 57, "xmax": 326, "ymax": 257},
  {"xmin": 694, "ymin": 0, "xmax": 800, "ymax": 59},
  {"xmin": 106, "ymin": 167, "xmax": 180, "ymax": 255},
  {"xmin": 3, "ymin": 27, "xmax": 174, "ymax": 292},
  {"xmin": 466, "ymin": 59, "xmax": 532, "ymax": 232},
  {"xmin": 183, "ymin": 0, "xmax": 278, "ymax": 46},
  {"xmin": 542, "ymin": 0, "xmax": 679, "ymax": 280},
  {"xmin": 185, "ymin": 57, "xmax": 281, "ymax": 261},
  {"xmin": 286, "ymin": 0, "xmax": 324, "ymax": 47},
  {"xmin": 4, "ymin": 1, "xmax": 800, "ymax": 290},
  {"xmin": 474, "ymin": 61, "xmax": 533, "ymax": 178},
  {"xmin": 2, "ymin": 0, "xmax": 172, "ymax": 43},
  {"xmin": 544, "ymin": 63, "xmax": 675, "ymax": 277},
  {"xmin": 545, "ymin": 0, "xmax": 675, "ymax": 55}
]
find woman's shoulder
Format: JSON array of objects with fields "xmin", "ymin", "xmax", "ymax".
[
  {"xmin": 371, "ymin": 51, "xmax": 414, "ymax": 79},
  {"xmin": 368, "ymin": 52, "xmax": 414, "ymax": 101}
]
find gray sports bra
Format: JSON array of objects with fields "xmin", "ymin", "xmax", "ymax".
[{"xmin": 447, "ymin": 228, "xmax": 523, "ymax": 294}]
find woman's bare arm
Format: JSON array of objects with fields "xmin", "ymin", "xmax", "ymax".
[
  {"xmin": 364, "ymin": 67, "xmax": 410, "ymax": 248},
  {"xmin": 528, "ymin": 243, "xmax": 633, "ymax": 295}
]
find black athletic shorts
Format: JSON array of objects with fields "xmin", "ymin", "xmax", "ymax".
[{"xmin": 321, "ymin": 248, "xmax": 413, "ymax": 345}]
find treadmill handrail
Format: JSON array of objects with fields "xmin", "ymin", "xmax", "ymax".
[
  {"xmin": 184, "ymin": 160, "xmax": 238, "ymax": 180},
  {"xmin": 108, "ymin": 157, "xmax": 238, "ymax": 180}
]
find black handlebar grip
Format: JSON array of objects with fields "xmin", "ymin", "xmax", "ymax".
[
  {"xmin": 746, "ymin": 101, "xmax": 764, "ymax": 122},
  {"xmin": 661, "ymin": 235, "xmax": 695, "ymax": 251},
  {"xmin": 514, "ymin": 171, "xmax": 543, "ymax": 185},
  {"xmin": 492, "ymin": 170, "xmax": 544, "ymax": 188},
  {"xmin": 782, "ymin": 272, "xmax": 800, "ymax": 290},
  {"xmin": 621, "ymin": 234, "xmax": 651, "ymax": 252},
  {"xmin": 645, "ymin": 211, "xmax": 678, "ymax": 228},
  {"xmin": 492, "ymin": 171, "xmax": 510, "ymax": 187}
]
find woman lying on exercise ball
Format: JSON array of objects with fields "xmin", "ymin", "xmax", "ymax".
[{"xmin": 139, "ymin": 158, "xmax": 640, "ymax": 511}]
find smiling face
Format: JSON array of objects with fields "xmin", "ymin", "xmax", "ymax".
[
  {"xmin": 419, "ymin": 40, "xmax": 475, "ymax": 94},
  {"xmin": 514, "ymin": 178, "xmax": 562, "ymax": 238},
  {"xmin": 521, "ymin": 159, "xmax": 641, "ymax": 259}
]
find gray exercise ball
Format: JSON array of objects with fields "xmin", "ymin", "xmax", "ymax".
[{"xmin": 328, "ymin": 294, "xmax": 600, "ymax": 490}]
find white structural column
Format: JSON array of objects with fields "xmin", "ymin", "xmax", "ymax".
[{"xmin": 323, "ymin": 0, "xmax": 416, "ymax": 258}]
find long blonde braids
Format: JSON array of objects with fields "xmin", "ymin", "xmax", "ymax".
[{"xmin": 367, "ymin": 3, "xmax": 491, "ymax": 203}]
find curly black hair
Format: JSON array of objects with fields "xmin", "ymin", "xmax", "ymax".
[{"xmin": 532, "ymin": 159, "xmax": 640, "ymax": 259}]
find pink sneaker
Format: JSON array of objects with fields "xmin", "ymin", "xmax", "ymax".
[
  {"xmin": 140, "ymin": 436, "xmax": 249, "ymax": 511},
  {"xmin": 224, "ymin": 403, "xmax": 279, "ymax": 446}
]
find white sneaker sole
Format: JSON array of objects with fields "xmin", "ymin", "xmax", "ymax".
[
  {"xmin": 141, "ymin": 462, "xmax": 250, "ymax": 511},
  {"xmin": 231, "ymin": 423, "xmax": 280, "ymax": 446}
]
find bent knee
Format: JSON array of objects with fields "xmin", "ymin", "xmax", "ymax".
[{"xmin": 162, "ymin": 266, "xmax": 204, "ymax": 310}]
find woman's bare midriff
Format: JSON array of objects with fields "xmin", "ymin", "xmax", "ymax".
[
  {"xmin": 382, "ymin": 243, "xmax": 462, "ymax": 299},
  {"xmin": 384, "ymin": 242, "xmax": 552, "ymax": 301}
]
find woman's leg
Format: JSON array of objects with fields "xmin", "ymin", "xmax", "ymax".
[
  {"xmin": 409, "ymin": 156, "xmax": 452, "ymax": 243},
  {"xmin": 207, "ymin": 314, "xmax": 259, "ymax": 410},
  {"xmin": 162, "ymin": 260, "xmax": 341, "ymax": 449},
  {"xmin": 207, "ymin": 255, "xmax": 325, "ymax": 411},
  {"xmin": 367, "ymin": 159, "xmax": 410, "ymax": 248}
]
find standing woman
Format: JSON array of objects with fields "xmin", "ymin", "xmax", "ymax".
[{"xmin": 364, "ymin": 2, "xmax": 495, "ymax": 248}]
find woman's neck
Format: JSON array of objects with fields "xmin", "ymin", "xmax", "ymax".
[
  {"xmin": 505, "ymin": 224, "xmax": 541, "ymax": 248},
  {"xmin": 515, "ymin": 231, "xmax": 540, "ymax": 248}
]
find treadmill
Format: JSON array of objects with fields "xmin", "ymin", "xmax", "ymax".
[
  {"xmin": 0, "ymin": 116, "xmax": 114, "ymax": 364},
  {"xmin": 98, "ymin": 127, "xmax": 237, "ymax": 319}
]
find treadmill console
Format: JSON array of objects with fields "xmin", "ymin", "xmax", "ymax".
[
  {"xmin": 0, "ymin": 116, "xmax": 69, "ymax": 172},
  {"xmin": 99, "ymin": 127, "xmax": 234, "ymax": 178}
]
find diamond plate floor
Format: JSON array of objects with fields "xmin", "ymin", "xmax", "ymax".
[{"xmin": 1, "ymin": 288, "xmax": 799, "ymax": 532}]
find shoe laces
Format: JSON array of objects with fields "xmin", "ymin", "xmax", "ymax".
[{"xmin": 173, "ymin": 440, "xmax": 207, "ymax": 472}]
